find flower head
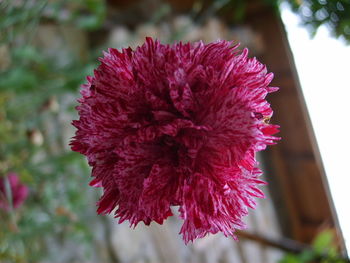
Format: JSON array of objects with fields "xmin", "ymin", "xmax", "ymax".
[
  {"xmin": 0, "ymin": 173, "xmax": 29, "ymax": 211},
  {"xmin": 71, "ymin": 38, "xmax": 279, "ymax": 243}
]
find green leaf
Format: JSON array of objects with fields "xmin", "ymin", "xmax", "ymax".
[
  {"xmin": 279, "ymin": 253, "xmax": 301, "ymax": 263},
  {"xmin": 312, "ymin": 230, "xmax": 335, "ymax": 253}
]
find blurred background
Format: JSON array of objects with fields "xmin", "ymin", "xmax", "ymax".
[{"xmin": 1, "ymin": 0, "xmax": 349, "ymax": 262}]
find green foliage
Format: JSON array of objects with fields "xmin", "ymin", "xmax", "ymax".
[
  {"xmin": 45, "ymin": 0, "xmax": 106, "ymax": 30},
  {"xmin": 0, "ymin": 64, "xmax": 99, "ymax": 262},
  {"xmin": 279, "ymin": 229, "xmax": 347, "ymax": 263},
  {"xmin": 215, "ymin": 0, "xmax": 350, "ymax": 43},
  {"xmin": 286, "ymin": 0, "xmax": 350, "ymax": 44},
  {"xmin": 0, "ymin": 0, "xmax": 106, "ymax": 45},
  {"xmin": 0, "ymin": 0, "xmax": 46, "ymax": 44},
  {"xmin": 0, "ymin": 1, "xmax": 106, "ymax": 262}
]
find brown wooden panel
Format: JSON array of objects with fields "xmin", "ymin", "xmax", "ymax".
[
  {"xmin": 270, "ymin": 92, "xmax": 314, "ymax": 153},
  {"xmin": 245, "ymin": 0, "xmax": 340, "ymax": 244},
  {"xmin": 290, "ymin": 159, "xmax": 332, "ymax": 221}
]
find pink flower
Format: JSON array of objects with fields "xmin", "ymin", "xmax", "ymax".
[
  {"xmin": 0, "ymin": 173, "xmax": 29, "ymax": 211},
  {"xmin": 71, "ymin": 38, "xmax": 279, "ymax": 243}
]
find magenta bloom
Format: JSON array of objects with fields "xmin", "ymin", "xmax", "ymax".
[
  {"xmin": 0, "ymin": 173, "xmax": 29, "ymax": 211},
  {"xmin": 71, "ymin": 38, "xmax": 279, "ymax": 243}
]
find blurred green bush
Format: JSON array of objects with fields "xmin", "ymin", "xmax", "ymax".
[{"xmin": 0, "ymin": 0, "xmax": 106, "ymax": 262}]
